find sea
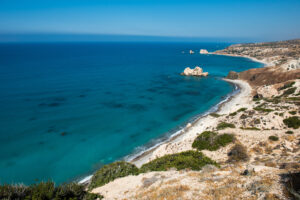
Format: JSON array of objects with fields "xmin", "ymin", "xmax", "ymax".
[{"xmin": 0, "ymin": 42, "xmax": 263, "ymax": 185}]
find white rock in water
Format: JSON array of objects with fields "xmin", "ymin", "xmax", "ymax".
[
  {"xmin": 189, "ymin": 50, "xmax": 194, "ymax": 54},
  {"xmin": 181, "ymin": 66, "xmax": 209, "ymax": 76},
  {"xmin": 200, "ymin": 49, "xmax": 209, "ymax": 54}
]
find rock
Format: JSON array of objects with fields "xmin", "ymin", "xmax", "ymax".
[
  {"xmin": 199, "ymin": 49, "xmax": 208, "ymax": 54},
  {"xmin": 181, "ymin": 66, "xmax": 209, "ymax": 77},
  {"xmin": 226, "ymin": 71, "xmax": 239, "ymax": 79},
  {"xmin": 241, "ymin": 169, "xmax": 250, "ymax": 176},
  {"xmin": 189, "ymin": 50, "xmax": 194, "ymax": 54}
]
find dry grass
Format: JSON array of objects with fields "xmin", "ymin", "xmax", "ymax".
[{"xmin": 135, "ymin": 183, "xmax": 190, "ymax": 200}]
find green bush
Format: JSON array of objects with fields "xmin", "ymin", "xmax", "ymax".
[
  {"xmin": 279, "ymin": 82, "xmax": 295, "ymax": 90},
  {"xmin": 0, "ymin": 182, "xmax": 101, "ymax": 200},
  {"xmin": 253, "ymin": 106, "xmax": 273, "ymax": 113},
  {"xmin": 217, "ymin": 122, "xmax": 236, "ymax": 130},
  {"xmin": 89, "ymin": 161, "xmax": 139, "ymax": 190},
  {"xmin": 283, "ymin": 116, "xmax": 300, "ymax": 129},
  {"xmin": 237, "ymin": 108, "xmax": 247, "ymax": 112},
  {"xmin": 192, "ymin": 131, "xmax": 234, "ymax": 151},
  {"xmin": 210, "ymin": 113, "xmax": 221, "ymax": 118},
  {"xmin": 268, "ymin": 136, "xmax": 279, "ymax": 141},
  {"xmin": 229, "ymin": 112, "xmax": 237, "ymax": 116},
  {"xmin": 289, "ymin": 111, "xmax": 297, "ymax": 115},
  {"xmin": 282, "ymin": 87, "xmax": 296, "ymax": 96},
  {"xmin": 227, "ymin": 144, "xmax": 249, "ymax": 162},
  {"xmin": 139, "ymin": 150, "xmax": 218, "ymax": 173},
  {"xmin": 240, "ymin": 127, "xmax": 260, "ymax": 130},
  {"xmin": 285, "ymin": 130, "xmax": 294, "ymax": 134}
]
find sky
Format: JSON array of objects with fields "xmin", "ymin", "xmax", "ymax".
[{"xmin": 0, "ymin": 0, "xmax": 300, "ymax": 42}]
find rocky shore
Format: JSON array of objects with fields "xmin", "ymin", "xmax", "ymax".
[{"xmin": 87, "ymin": 39, "xmax": 300, "ymax": 200}]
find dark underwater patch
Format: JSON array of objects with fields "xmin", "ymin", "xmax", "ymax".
[
  {"xmin": 172, "ymin": 108, "xmax": 194, "ymax": 121},
  {"xmin": 128, "ymin": 103, "xmax": 147, "ymax": 112},
  {"xmin": 79, "ymin": 94, "xmax": 86, "ymax": 98}
]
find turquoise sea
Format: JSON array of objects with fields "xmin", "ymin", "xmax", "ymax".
[{"xmin": 0, "ymin": 42, "xmax": 263, "ymax": 184}]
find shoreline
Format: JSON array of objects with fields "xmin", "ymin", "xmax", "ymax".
[
  {"xmin": 131, "ymin": 78, "xmax": 252, "ymax": 167},
  {"xmin": 79, "ymin": 78, "xmax": 249, "ymax": 184},
  {"xmin": 210, "ymin": 52, "xmax": 272, "ymax": 67},
  {"xmin": 79, "ymin": 52, "xmax": 258, "ymax": 184}
]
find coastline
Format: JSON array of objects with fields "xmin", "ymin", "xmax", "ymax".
[
  {"xmin": 131, "ymin": 78, "xmax": 252, "ymax": 167},
  {"xmin": 79, "ymin": 78, "xmax": 251, "ymax": 184},
  {"xmin": 210, "ymin": 52, "xmax": 273, "ymax": 67}
]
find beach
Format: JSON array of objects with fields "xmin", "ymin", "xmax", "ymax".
[{"xmin": 131, "ymin": 79, "xmax": 253, "ymax": 167}]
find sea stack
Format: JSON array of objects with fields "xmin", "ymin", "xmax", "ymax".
[
  {"xmin": 200, "ymin": 49, "xmax": 209, "ymax": 54},
  {"xmin": 189, "ymin": 50, "xmax": 195, "ymax": 54},
  {"xmin": 181, "ymin": 66, "xmax": 209, "ymax": 76}
]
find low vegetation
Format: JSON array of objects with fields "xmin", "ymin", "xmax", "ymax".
[
  {"xmin": 0, "ymin": 182, "xmax": 102, "ymax": 200},
  {"xmin": 240, "ymin": 127, "xmax": 260, "ymax": 130},
  {"xmin": 279, "ymin": 82, "xmax": 295, "ymax": 90},
  {"xmin": 283, "ymin": 116, "xmax": 300, "ymax": 129},
  {"xmin": 192, "ymin": 131, "xmax": 234, "ymax": 151},
  {"xmin": 210, "ymin": 113, "xmax": 221, "ymax": 118},
  {"xmin": 89, "ymin": 161, "xmax": 139, "ymax": 190},
  {"xmin": 268, "ymin": 136, "xmax": 279, "ymax": 141},
  {"xmin": 217, "ymin": 122, "xmax": 236, "ymax": 130},
  {"xmin": 285, "ymin": 130, "xmax": 294, "ymax": 134},
  {"xmin": 289, "ymin": 111, "xmax": 297, "ymax": 115},
  {"xmin": 282, "ymin": 87, "xmax": 296, "ymax": 96},
  {"xmin": 139, "ymin": 150, "xmax": 218, "ymax": 173},
  {"xmin": 253, "ymin": 105, "xmax": 273, "ymax": 113},
  {"xmin": 227, "ymin": 144, "xmax": 249, "ymax": 163}
]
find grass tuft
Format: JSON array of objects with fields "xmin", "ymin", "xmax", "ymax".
[{"xmin": 217, "ymin": 122, "xmax": 236, "ymax": 130}]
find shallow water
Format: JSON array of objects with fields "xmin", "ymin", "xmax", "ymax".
[{"xmin": 0, "ymin": 42, "xmax": 263, "ymax": 184}]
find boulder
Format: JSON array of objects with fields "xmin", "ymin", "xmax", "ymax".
[
  {"xmin": 200, "ymin": 49, "xmax": 209, "ymax": 54},
  {"xmin": 189, "ymin": 50, "xmax": 194, "ymax": 54},
  {"xmin": 181, "ymin": 66, "xmax": 209, "ymax": 76}
]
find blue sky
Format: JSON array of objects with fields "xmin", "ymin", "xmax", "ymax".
[{"xmin": 0, "ymin": 0, "xmax": 300, "ymax": 42}]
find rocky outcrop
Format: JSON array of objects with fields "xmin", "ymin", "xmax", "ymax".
[
  {"xmin": 226, "ymin": 71, "xmax": 239, "ymax": 80},
  {"xmin": 181, "ymin": 66, "xmax": 208, "ymax": 76},
  {"xmin": 200, "ymin": 49, "xmax": 209, "ymax": 54},
  {"xmin": 189, "ymin": 50, "xmax": 194, "ymax": 54}
]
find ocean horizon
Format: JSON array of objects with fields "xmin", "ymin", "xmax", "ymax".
[{"xmin": 0, "ymin": 42, "xmax": 264, "ymax": 185}]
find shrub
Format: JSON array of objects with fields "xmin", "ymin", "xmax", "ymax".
[
  {"xmin": 289, "ymin": 111, "xmax": 297, "ymax": 115},
  {"xmin": 285, "ymin": 130, "xmax": 294, "ymax": 134},
  {"xmin": 268, "ymin": 136, "xmax": 279, "ymax": 141},
  {"xmin": 227, "ymin": 144, "xmax": 249, "ymax": 162},
  {"xmin": 192, "ymin": 131, "xmax": 234, "ymax": 151},
  {"xmin": 237, "ymin": 108, "xmax": 247, "ymax": 112},
  {"xmin": 279, "ymin": 82, "xmax": 295, "ymax": 90},
  {"xmin": 139, "ymin": 151, "xmax": 218, "ymax": 173},
  {"xmin": 253, "ymin": 106, "xmax": 273, "ymax": 113},
  {"xmin": 240, "ymin": 127, "xmax": 260, "ymax": 130},
  {"xmin": 229, "ymin": 112, "xmax": 237, "ymax": 116},
  {"xmin": 210, "ymin": 113, "xmax": 220, "ymax": 118},
  {"xmin": 283, "ymin": 116, "xmax": 300, "ymax": 129},
  {"xmin": 89, "ymin": 161, "xmax": 139, "ymax": 190},
  {"xmin": 217, "ymin": 122, "xmax": 236, "ymax": 130},
  {"xmin": 282, "ymin": 87, "xmax": 296, "ymax": 96},
  {"xmin": 0, "ymin": 182, "xmax": 100, "ymax": 200}
]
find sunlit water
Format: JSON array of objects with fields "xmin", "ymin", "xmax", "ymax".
[{"xmin": 0, "ymin": 42, "xmax": 263, "ymax": 184}]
